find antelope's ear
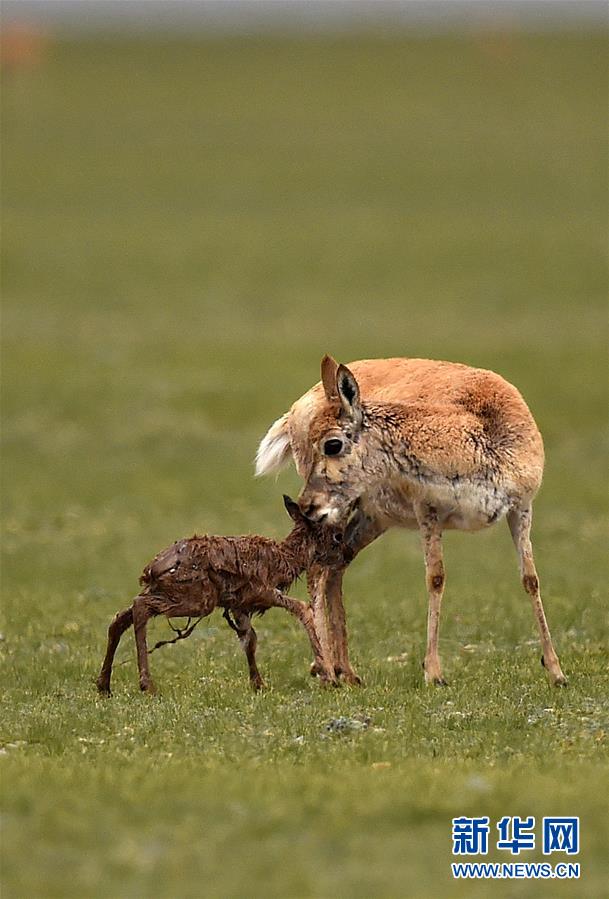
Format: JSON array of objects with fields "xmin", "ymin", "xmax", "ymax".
[
  {"xmin": 283, "ymin": 494, "xmax": 302, "ymax": 522},
  {"xmin": 321, "ymin": 354, "xmax": 339, "ymax": 401},
  {"xmin": 336, "ymin": 364, "xmax": 363, "ymax": 428}
]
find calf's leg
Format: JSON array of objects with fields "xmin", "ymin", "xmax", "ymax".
[
  {"xmin": 97, "ymin": 606, "xmax": 133, "ymax": 695},
  {"xmin": 132, "ymin": 594, "xmax": 157, "ymax": 693},
  {"xmin": 272, "ymin": 590, "xmax": 337, "ymax": 685},
  {"xmin": 228, "ymin": 610, "xmax": 265, "ymax": 691}
]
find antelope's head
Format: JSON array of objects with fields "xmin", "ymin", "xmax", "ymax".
[{"xmin": 298, "ymin": 355, "xmax": 382, "ymax": 525}]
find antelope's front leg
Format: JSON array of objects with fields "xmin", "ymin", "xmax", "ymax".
[
  {"xmin": 307, "ymin": 565, "xmax": 360, "ymax": 685},
  {"xmin": 325, "ymin": 567, "xmax": 360, "ymax": 684},
  {"xmin": 307, "ymin": 511, "xmax": 385, "ymax": 685},
  {"xmin": 272, "ymin": 590, "xmax": 337, "ymax": 685},
  {"xmin": 306, "ymin": 564, "xmax": 340, "ymax": 680},
  {"xmin": 416, "ymin": 505, "xmax": 448, "ymax": 686}
]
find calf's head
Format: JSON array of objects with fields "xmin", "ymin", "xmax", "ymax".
[{"xmin": 283, "ymin": 494, "xmax": 351, "ymax": 566}]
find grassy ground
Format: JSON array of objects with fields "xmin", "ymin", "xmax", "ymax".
[{"xmin": 2, "ymin": 32, "xmax": 608, "ymax": 898}]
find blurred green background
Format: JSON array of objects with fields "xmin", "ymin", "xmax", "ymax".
[{"xmin": 2, "ymin": 29, "xmax": 608, "ymax": 899}]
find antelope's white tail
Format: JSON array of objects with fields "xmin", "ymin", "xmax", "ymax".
[{"xmin": 255, "ymin": 413, "xmax": 292, "ymax": 476}]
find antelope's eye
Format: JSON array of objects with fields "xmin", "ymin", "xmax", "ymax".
[
  {"xmin": 332, "ymin": 532, "xmax": 343, "ymax": 545},
  {"xmin": 324, "ymin": 438, "xmax": 343, "ymax": 456}
]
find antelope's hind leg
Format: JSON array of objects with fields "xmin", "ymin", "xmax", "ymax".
[
  {"xmin": 417, "ymin": 505, "xmax": 448, "ymax": 686},
  {"xmin": 226, "ymin": 610, "xmax": 265, "ymax": 691},
  {"xmin": 507, "ymin": 506, "xmax": 567, "ymax": 686},
  {"xmin": 97, "ymin": 606, "xmax": 133, "ymax": 695}
]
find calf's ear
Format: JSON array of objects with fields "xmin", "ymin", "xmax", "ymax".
[
  {"xmin": 321, "ymin": 354, "xmax": 339, "ymax": 401},
  {"xmin": 337, "ymin": 364, "xmax": 363, "ymax": 429},
  {"xmin": 283, "ymin": 494, "xmax": 301, "ymax": 521}
]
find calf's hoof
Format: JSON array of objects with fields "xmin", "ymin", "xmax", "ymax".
[
  {"xmin": 251, "ymin": 676, "xmax": 266, "ymax": 692},
  {"xmin": 140, "ymin": 680, "xmax": 157, "ymax": 695},
  {"xmin": 96, "ymin": 681, "xmax": 111, "ymax": 697}
]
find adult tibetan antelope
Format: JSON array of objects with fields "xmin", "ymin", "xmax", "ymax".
[{"xmin": 255, "ymin": 355, "xmax": 566, "ymax": 687}]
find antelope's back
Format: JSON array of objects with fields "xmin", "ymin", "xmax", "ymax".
[{"xmin": 287, "ymin": 358, "xmax": 544, "ymax": 492}]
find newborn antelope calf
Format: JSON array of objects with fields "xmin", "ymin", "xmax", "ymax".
[{"xmin": 96, "ymin": 496, "xmax": 347, "ymax": 695}]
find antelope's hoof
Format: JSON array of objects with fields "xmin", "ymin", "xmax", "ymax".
[
  {"xmin": 251, "ymin": 677, "xmax": 266, "ymax": 692},
  {"xmin": 96, "ymin": 682, "xmax": 111, "ymax": 697},
  {"xmin": 424, "ymin": 671, "xmax": 448, "ymax": 687},
  {"xmin": 338, "ymin": 670, "xmax": 363, "ymax": 686},
  {"xmin": 310, "ymin": 661, "xmax": 322, "ymax": 678},
  {"xmin": 541, "ymin": 656, "xmax": 568, "ymax": 686},
  {"xmin": 140, "ymin": 681, "xmax": 157, "ymax": 695},
  {"xmin": 319, "ymin": 672, "xmax": 340, "ymax": 688}
]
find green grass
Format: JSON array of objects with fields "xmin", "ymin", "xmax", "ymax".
[{"xmin": 1, "ymin": 32, "xmax": 608, "ymax": 898}]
